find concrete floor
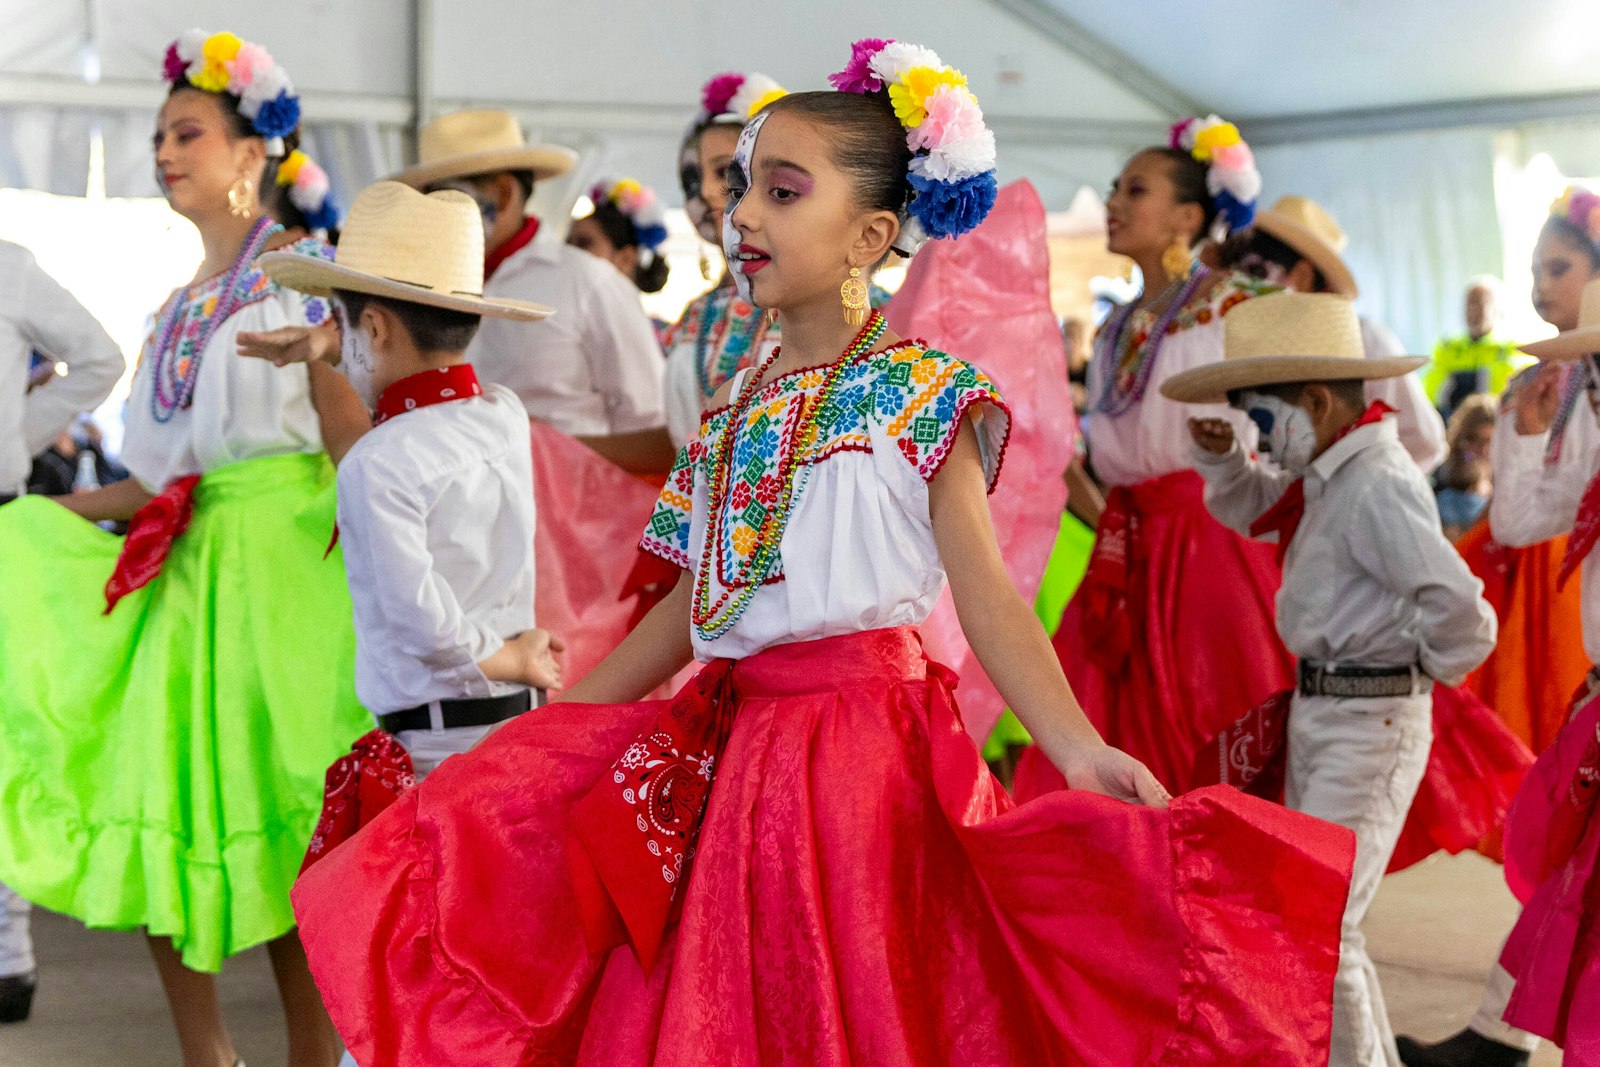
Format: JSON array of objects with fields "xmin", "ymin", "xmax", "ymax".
[{"xmin": 0, "ymin": 851, "xmax": 1562, "ymax": 1066}]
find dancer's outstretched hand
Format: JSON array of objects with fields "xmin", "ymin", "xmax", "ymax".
[
  {"xmin": 1188, "ymin": 417, "xmax": 1235, "ymax": 455},
  {"xmin": 237, "ymin": 323, "xmax": 339, "ymax": 366},
  {"xmin": 1063, "ymin": 745, "xmax": 1172, "ymax": 808}
]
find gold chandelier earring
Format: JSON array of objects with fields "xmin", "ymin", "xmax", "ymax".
[
  {"xmin": 840, "ymin": 266, "xmax": 868, "ymax": 327},
  {"xmin": 227, "ymin": 177, "xmax": 255, "ymax": 218},
  {"xmin": 1162, "ymin": 235, "xmax": 1193, "ymax": 281}
]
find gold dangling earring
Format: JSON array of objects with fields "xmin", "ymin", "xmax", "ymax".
[
  {"xmin": 228, "ymin": 177, "xmax": 254, "ymax": 219},
  {"xmin": 1162, "ymin": 236, "xmax": 1193, "ymax": 282},
  {"xmin": 840, "ymin": 266, "xmax": 868, "ymax": 327},
  {"xmin": 699, "ymin": 245, "xmax": 714, "ymax": 282}
]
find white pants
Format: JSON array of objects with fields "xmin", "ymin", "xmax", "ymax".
[
  {"xmin": 0, "ymin": 880, "xmax": 31, "ymax": 976},
  {"xmin": 1287, "ymin": 691, "xmax": 1432, "ymax": 1067},
  {"xmin": 1468, "ymin": 960, "xmax": 1541, "ymax": 1052},
  {"xmin": 337, "ymin": 721, "xmax": 493, "ymax": 1067}
]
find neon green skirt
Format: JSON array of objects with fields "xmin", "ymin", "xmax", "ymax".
[
  {"xmin": 0, "ymin": 452, "xmax": 368, "ymax": 971},
  {"xmin": 983, "ymin": 513, "xmax": 1097, "ymax": 759}
]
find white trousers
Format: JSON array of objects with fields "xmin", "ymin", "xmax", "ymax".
[
  {"xmin": 0, "ymin": 880, "xmax": 31, "ymax": 976},
  {"xmin": 337, "ymin": 721, "xmax": 493, "ymax": 1067},
  {"xmin": 1287, "ymin": 691, "xmax": 1432, "ymax": 1067},
  {"xmin": 1468, "ymin": 961, "xmax": 1541, "ymax": 1052}
]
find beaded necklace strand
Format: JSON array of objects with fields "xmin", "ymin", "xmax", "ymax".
[
  {"xmin": 1093, "ymin": 265, "xmax": 1212, "ymax": 417},
  {"xmin": 691, "ymin": 309, "xmax": 887, "ymax": 640},
  {"xmin": 150, "ymin": 216, "xmax": 282, "ymax": 423}
]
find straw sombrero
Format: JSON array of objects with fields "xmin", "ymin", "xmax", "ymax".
[
  {"xmin": 259, "ymin": 182, "xmax": 553, "ymax": 321},
  {"xmin": 1160, "ymin": 291, "xmax": 1423, "ymax": 404},
  {"xmin": 1521, "ymin": 277, "xmax": 1600, "ymax": 361},
  {"xmin": 388, "ymin": 110, "xmax": 577, "ymax": 190},
  {"xmin": 1252, "ymin": 196, "xmax": 1360, "ymax": 299}
]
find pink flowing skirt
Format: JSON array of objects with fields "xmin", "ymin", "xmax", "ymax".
[{"xmin": 294, "ymin": 627, "xmax": 1352, "ymax": 1067}]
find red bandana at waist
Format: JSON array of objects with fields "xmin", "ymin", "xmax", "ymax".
[
  {"xmin": 374, "ymin": 364, "xmax": 484, "ymax": 425},
  {"xmin": 1249, "ymin": 400, "xmax": 1395, "ymax": 565},
  {"xmin": 568, "ymin": 626, "xmax": 929, "ymax": 974},
  {"xmin": 103, "ymin": 474, "xmax": 203, "ymax": 613},
  {"xmin": 1560, "ymin": 467, "xmax": 1600, "ymax": 588},
  {"xmin": 300, "ymin": 729, "xmax": 417, "ymax": 875},
  {"xmin": 485, "ymin": 216, "xmax": 540, "ymax": 280}
]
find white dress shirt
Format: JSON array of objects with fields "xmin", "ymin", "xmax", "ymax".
[
  {"xmin": 470, "ymin": 236, "xmax": 666, "ymax": 436},
  {"xmin": 1360, "ymin": 316, "xmax": 1448, "ymax": 474},
  {"xmin": 0, "ymin": 241, "xmax": 124, "ymax": 495},
  {"xmin": 1194, "ymin": 418, "xmax": 1497, "ymax": 685},
  {"xmin": 1489, "ymin": 376, "xmax": 1600, "ymax": 663},
  {"xmin": 337, "ymin": 382, "xmax": 537, "ymax": 714}
]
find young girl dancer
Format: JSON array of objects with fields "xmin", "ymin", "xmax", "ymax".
[
  {"xmin": 293, "ymin": 42, "xmax": 1353, "ymax": 1067},
  {"xmin": 0, "ymin": 30, "xmax": 369, "ymax": 1067}
]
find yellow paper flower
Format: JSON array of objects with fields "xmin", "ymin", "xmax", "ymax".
[
  {"xmin": 276, "ymin": 149, "xmax": 308, "ymax": 186},
  {"xmin": 188, "ymin": 32, "xmax": 241, "ymax": 92},
  {"xmin": 889, "ymin": 66, "xmax": 968, "ymax": 128},
  {"xmin": 1191, "ymin": 122, "xmax": 1241, "ymax": 163},
  {"xmin": 747, "ymin": 88, "xmax": 786, "ymax": 117}
]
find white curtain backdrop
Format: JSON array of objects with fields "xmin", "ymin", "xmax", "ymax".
[{"xmin": 1255, "ymin": 127, "xmax": 1504, "ymax": 353}]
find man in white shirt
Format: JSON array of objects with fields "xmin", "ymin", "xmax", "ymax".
[
  {"xmin": 1219, "ymin": 195, "xmax": 1449, "ymax": 473},
  {"xmin": 389, "ymin": 109, "xmax": 674, "ymax": 474},
  {"xmin": 1163, "ymin": 292, "xmax": 1497, "ymax": 1067},
  {"xmin": 0, "ymin": 238, "xmax": 123, "ymax": 1022}
]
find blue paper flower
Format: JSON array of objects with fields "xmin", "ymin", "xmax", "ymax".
[
  {"xmin": 1214, "ymin": 189, "xmax": 1256, "ymax": 233},
  {"xmin": 636, "ymin": 222, "xmax": 669, "ymax": 251},
  {"xmin": 253, "ymin": 91, "xmax": 301, "ymax": 139},
  {"xmin": 305, "ymin": 199, "xmax": 341, "ymax": 233},
  {"xmin": 907, "ymin": 170, "xmax": 998, "ymax": 240}
]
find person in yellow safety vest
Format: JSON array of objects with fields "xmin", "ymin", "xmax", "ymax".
[{"xmin": 1425, "ymin": 276, "xmax": 1531, "ymax": 420}]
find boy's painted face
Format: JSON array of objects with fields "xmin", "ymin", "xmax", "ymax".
[
  {"xmin": 1237, "ymin": 390, "xmax": 1317, "ymax": 475},
  {"xmin": 333, "ymin": 297, "xmax": 378, "ymax": 407},
  {"xmin": 722, "ymin": 110, "xmax": 869, "ymax": 311}
]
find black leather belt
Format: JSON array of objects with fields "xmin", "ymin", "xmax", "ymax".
[
  {"xmin": 0, "ymin": 494, "xmax": 16, "ymax": 507},
  {"xmin": 1298, "ymin": 662, "xmax": 1431, "ymax": 699},
  {"xmin": 377, "ymin": 689, "xmax": 540, "ymax": 734}
]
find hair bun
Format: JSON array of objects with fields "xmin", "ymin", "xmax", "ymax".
[{"xmin": 830, "ymin": 38, "xmax": 998, "ymax": 253}]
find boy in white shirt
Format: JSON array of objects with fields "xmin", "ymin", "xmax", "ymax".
[
  {"xmin": 1161, "ymin": 291, "xmax": 1498, "ymax": 1067},
  {"xmin": 256, "ymin": 181, "xmax": 561, "ymax": 791}
]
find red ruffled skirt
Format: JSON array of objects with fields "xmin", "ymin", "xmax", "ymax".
[
  {"xmin": 1027, "ymin": 470, "xmax": 1294, "ymax": 797},
  {"xmin": 293, "ymin": 627, "xmax": 1352, "ymax": 1067},
  {"xmin": 1500, "ymin": 683, "xmax": 1600, "ymax": 1055}
]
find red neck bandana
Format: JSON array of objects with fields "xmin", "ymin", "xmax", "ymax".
[
  {"xmin": 485, "ymin": 216, "xmax": 540, "ymax": 280},
  {"xmin": 374, "ymin": 364, "xmax": 484, "ymax": 426},
  {"xmin": 1248, "ymin": 400, "xmax": 1395, "ymax": 564}
]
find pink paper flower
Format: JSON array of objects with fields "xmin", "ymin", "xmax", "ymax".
[
  {"xmin": 1209, "ymin": 141, "xmax": 1255, "ymax": 173},
  {"xmin": 701, "ymin": 72, "xmax": 745, "ymax": 117},
  {"xmin": 829, "ymin": 37, "xmax": 893, "ymax": 93},
  {"xmin": 228, "ymin": 42, "xmax": 274, "ymax": 96},
  {"xmin": 162, "ymin": 43, "xmax": 188, "ymax": 82},
  {"xmin": 909, "ymin": 85, "xmax": 981, "ymax": 153}
]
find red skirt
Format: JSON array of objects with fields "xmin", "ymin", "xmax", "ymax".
[
  {"xmin": 1026, "ymin": 470, "xmax": 1294, "ymax": 797},
  {"xmin": 293, "ymin": 627, "xmax": 1352, "ymax": 1067},
  {"xmin": 1500, "ymin": 683, "xmax": 1600, "ymax": 1055}
]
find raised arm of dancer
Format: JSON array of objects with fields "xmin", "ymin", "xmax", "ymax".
[
  {"xmin": 1186, "ymin": 417, "xmax": 1297, "ymax": 535},
  {"xmin": 930, "ymin": 421, "xmax": 1169, "ymax": 807},
  {"xmin": 559, "ymin": 576, "xmax": 696, "ymax": 704},
  {"xmin": 1489, "ymin": 364, "xmax": 1588, "ymax": 546},
  {"xmin": 305, "ymin": 362, "xmax": 372, "ymax": 466}
]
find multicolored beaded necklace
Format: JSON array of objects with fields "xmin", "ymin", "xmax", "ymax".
[
  {"xmin": 149, "ymin": 216, "xmax": 281, "ymax": 423},
  {"xmin": 693, "ymin": 287, "xmax": 771, "ymax": 402},
  {"xmin": 691, "ymin": 309, "xmax": 887, "ymax": 640},
  {"xmin": 1093, "ymin": 265, "xmax": 1212, "ymax": 417}
]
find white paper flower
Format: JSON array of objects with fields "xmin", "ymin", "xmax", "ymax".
[
  {"xmin": 868, "ymin": 42, "xmax": 943, "ymax": 86},
  {"xmin": 239, "ymin": 63, "xmax": 293, "ymax": 118},
  {"xmin": 175, "ymin": 29, "xmax": 208, "ymax": 66},
  {"xmin": 728, "ymin": 73, "xmax": 783, "ymax": 119}
]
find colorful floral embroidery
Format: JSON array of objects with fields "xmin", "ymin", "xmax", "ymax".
[
  {"xmin": 639, "ymin": 343, "xmax": 1007, "ymax": 578},
  {"xmin": 665, "ymin": 286, "xmax": 775, "ymax": 403}
]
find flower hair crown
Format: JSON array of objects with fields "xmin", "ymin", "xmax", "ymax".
[
  {"xmin": 275, "ymin": 150, "xmax": 340, "ymax": 233},
  {"xmin": 163, "ymin": 29, "xmax": 301, "ymax": 156},
  {"xmin": 589, "ymin": 176, "xmax": 670, "ymax": 254},
  {"xmin": 830, "ymin": 38, "xmax": 999, "ymax": 253},
  {"xmin": 1168, "ymin": 115, "xmax": 1261, "ymax": 234},
  {"xmin": 698, "ymin": 72, "xmax": 788, "ymax": 128},
  {"xmin": 1551, "ymin": 186, "xmax": 1600, "ymax": 245}
]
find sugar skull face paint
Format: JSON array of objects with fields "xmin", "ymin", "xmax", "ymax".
[
  {"xmin": 722, "ymin": 112, "xmax": 769, "ymax": 304},
  {"xmin": 1238, "ymin": 390, "xmax": 1317, "ymax": 475}
]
